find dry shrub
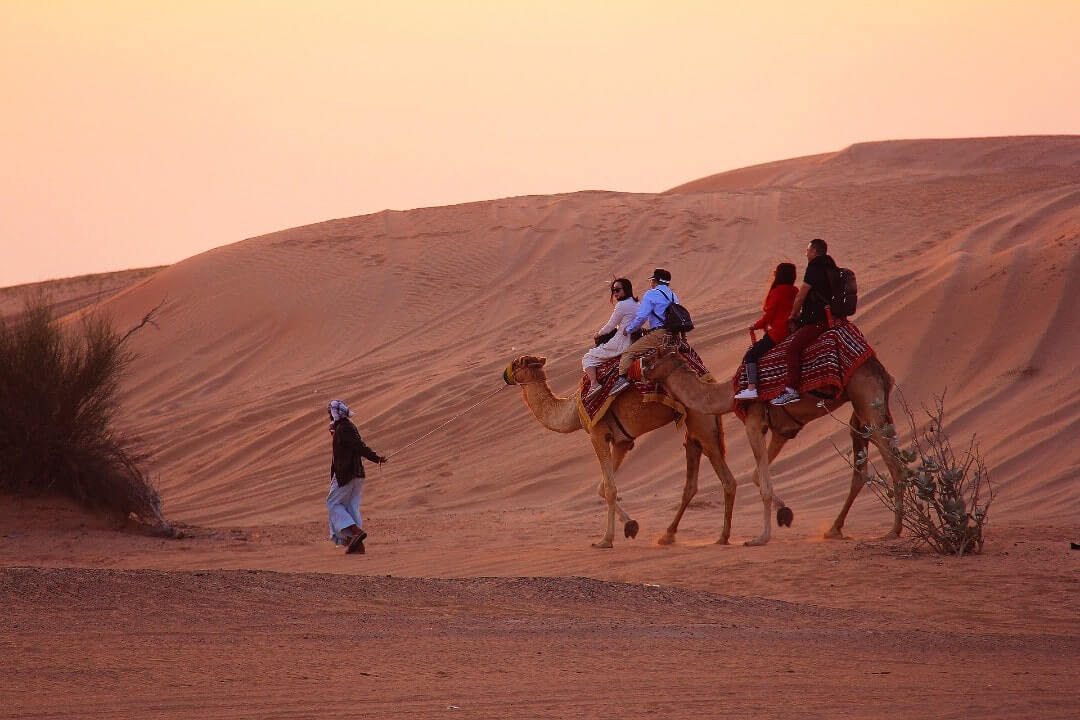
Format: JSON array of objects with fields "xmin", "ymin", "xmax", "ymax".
[
  {"xmin": 0, "ymin": 293, "xmax": 170, "ymax": 530},
  {"xmin": 854, "ymin": 391, "xmax": 992, "ymax": 556}
]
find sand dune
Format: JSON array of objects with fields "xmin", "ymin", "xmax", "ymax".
[
  {"xmin": 71, "ymin": 135, "xmax": 1080, "ymax": 533},
  {"xmin": 4, "ymin": 136, "xmax": 1079, "ymax": 718}
]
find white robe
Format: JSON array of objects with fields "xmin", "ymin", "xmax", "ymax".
[
  {"xmin": 582, "ymin": 297, "xmax": 641, "ymax": 370},
  {"xmin": 327, "ymin": 473, "xmax": 364, "ymax": 546}
]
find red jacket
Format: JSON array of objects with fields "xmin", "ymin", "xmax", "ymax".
[{"xmin": 752, "ymin": 284, "xmax": 798, "ymax": 343}]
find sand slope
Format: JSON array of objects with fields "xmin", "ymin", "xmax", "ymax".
[{"xmin": 81, "ymin": 136, "xmax": 1080, "ymax": 533}]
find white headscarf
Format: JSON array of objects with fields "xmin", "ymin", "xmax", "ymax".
[{"xmin": 328, "ymin": 399, "xmax": 352, "ymax": 428}]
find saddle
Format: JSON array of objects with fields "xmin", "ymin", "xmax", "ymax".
[
  {"xmin": 579, "ymin": 340, "xmax": 710, "ymax": 430},
  {"xmin": 732, "ymin": 322, "xmax": 875, "ymax": 421}
]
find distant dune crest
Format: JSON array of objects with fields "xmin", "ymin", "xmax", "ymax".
[{"xmin": 668, "ymin": 135, "xmax": 1080, "ymax": 193}]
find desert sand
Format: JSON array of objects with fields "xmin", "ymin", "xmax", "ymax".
[{"xmin": 2, "ymin": 136, "xmax": 1078, "ymax": 718}]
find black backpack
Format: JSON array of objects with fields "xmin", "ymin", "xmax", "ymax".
[
  {"xmin": 658, "ymin": 287, "xmax": 694, "ymax": 333},
  {"xmin": 823, "ymin": 266, "xmax": 858, "ymax": 318}
]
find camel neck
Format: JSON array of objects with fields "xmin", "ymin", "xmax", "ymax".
[
  {"xmin": 666, "ymin": 366, "xmax": 734, "ymax": 415},
  {"xmin": 519, "ymin": 378, "xmax": 581, "ymax": 433}
]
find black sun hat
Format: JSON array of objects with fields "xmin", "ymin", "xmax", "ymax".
[{"xmin": 649, "ymin": 268, "xmax": 671, "ymax": 284}]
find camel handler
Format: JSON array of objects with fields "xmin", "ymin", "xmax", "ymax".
[
  {"xmin": 326, "ymin": 399, "xmax": 386, "ymax": 554},
  {"xmin": 609, "ymin": 268, "xmax": 679, "ymax": 396}
]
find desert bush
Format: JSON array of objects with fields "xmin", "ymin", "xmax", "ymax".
[
  {"xmin": 850, "ymin": 391, "xmax": 992, "ymax": 556},
  {"xmin": 0, "ymin": 293, "xmax": 169, "ymax": 529}
]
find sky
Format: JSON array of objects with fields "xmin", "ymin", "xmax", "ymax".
[{"xmin": 3, "ymin": 0, "xmax": 1079, "ymax": 287}]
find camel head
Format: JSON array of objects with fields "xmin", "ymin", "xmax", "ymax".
[
  {"xmin": 503, "ymin": 355, "xmax": 548, "ymax": 385},
  {"xmin": 640, "ymin": 348, "xmax": 685, "ymax": 384}
]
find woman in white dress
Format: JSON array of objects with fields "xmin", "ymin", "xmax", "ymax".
[{"xmin": 582, "ymin": 278, "xmax": 640, "ymax": 399}]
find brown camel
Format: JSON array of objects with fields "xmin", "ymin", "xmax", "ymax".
[
  {"xmin": 503, "ymin": 355, "xmax": 739, "ymax": 548},
  {"xmin": 642, "ymin": 348, "xmax": 906, "ymax": 545}
]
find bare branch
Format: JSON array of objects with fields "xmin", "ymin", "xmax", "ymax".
[
  {"xmin": 119, "ymin": 298, "xmax": 166, "ymax": 345},
  {"xmin": 831, "ymin": 387, "xmax": 991, "ymax": 556}
]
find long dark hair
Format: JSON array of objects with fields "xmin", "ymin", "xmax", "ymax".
[
  {"xmin": 764, "ymin": 263, "xmax": 797, "ymax": 308},
  {"xmin": 610, "ymin": 277, "xmax": 638, "ymax": 304}
]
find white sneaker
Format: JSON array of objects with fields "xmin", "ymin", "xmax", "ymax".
[
  {"xmin": 770, "ymin": 387, "xmax": 800, "ymax": 406},
  {"xmin": 734, "ymin": 387, "xmax": 759, "ymax": 400},
  {"xmin": 609, "ymin": 376, "xmax": 631, "ymax": 395}
]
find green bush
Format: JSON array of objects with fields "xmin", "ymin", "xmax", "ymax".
[{"xmin": 0, "ymin": 293, "xmax": 169, "ymax": 530}]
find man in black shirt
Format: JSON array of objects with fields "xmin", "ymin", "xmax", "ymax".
[{"xmin": 772, "ymin": 238, "xmax": 838, "ymax": 406}]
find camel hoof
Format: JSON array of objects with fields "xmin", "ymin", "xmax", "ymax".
[
  {"xmin": 776, "ymin": 507, "xmax": 794, "ymax": 528},
  {"xmin": 715, "ymin": 537, "xmax": 730, "ymax": 545},
  {"xmin": 744, "ymin": 536, "xmax": 769, "ymax": 547},
  {"xmin": 591, "ymin": 539, "xmax": 614, "ymax": 549},
  {"xmin": 880, "ymin": 531, "xmax": 900, "ymax": 541},
  {"xmin": 624, "ymin": 520, "xmax": 640, "ymax": 539},
  {"xmin": 657, "ymin": 533, "xmax": 675, "ymax": 546},
  {"xmin": 824, "ymin": 527, "xmax": 845, "ymax": 540}
]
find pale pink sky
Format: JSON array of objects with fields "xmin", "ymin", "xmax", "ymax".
[{"xmin": 3, "ymin": 0, "xmax": 1079, "ymax": 286}]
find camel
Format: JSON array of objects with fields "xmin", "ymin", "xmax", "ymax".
[
  {"xmin": 503, "ymin": 355, "xmax": 739, "ymax": 548},
  {"xmin": 642, "ymin": 347, "xmax": 907, "ymax": 545}
]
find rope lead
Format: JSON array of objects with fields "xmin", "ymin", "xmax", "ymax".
[
  {"xmin": 385, "ymin": 384, "xmax": 508, "ymax": 460},
  {"xmin": 384, "ymin": 365, "xmax": 582, "ymax": 461}
]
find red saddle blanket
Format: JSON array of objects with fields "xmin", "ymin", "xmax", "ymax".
[
  {"xmin": 578, "ymin": 341, "xmax": 711, "ymax": 430},
  {"xmin": 733, "ymin": 322, "xmax": 875, "ymax": 420}
]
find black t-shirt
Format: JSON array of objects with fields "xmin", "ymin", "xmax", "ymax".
[{"xmin": 799, "ymin": 254, "xmax": 837, "ymax": 324}]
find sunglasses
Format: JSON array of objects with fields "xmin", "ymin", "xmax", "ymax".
[{"xmin": 611, "ymin": 286, "xmax": 624, "ymax": 293}]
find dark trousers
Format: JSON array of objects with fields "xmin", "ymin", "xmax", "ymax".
[
  {"xmin": 783, "ymin": 321, "xmax": 827, "ymax": 389},
  {"xmin": 742, "ymin": 336, "xmax": 776, "ymax": 386}
]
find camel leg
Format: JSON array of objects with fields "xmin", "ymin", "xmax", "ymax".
[
  {"xmin": 852, "ymin": 387, "xmax": 908, "ymax": 539},
  {"xmin": 869, "ymin": 427, "xmax": 906, "ymax": 539},
  {"xmin": 607, "ymin": 439, "xmax": 639, "ymax": 539},
  {"xmin": 743, "ymin": 406, "xmax": 775, "ymax": 546},
  {"xmin": 747, "ymin": 432, "xmax": 790, "ymax": 515},
  {"xmin": 742, "ymin": 417, "xmax": 789, "ymax": 539},
  {"xmin": 658, "ymin": 436, "xmax": 702, "ymax": 545},
  {"xmin": 853, "ymin": 364, "xmax": 907, "ymax": 539},
  {"xmin": 587, "ymin": 427, "xmax": 620, "ymax": 548},
  {"xmin": 826, "ymin": 412, "xmax": 869, "ymax": 539},
  {"xmin": 697, "ymin": 418, "xmax": 738, "ymax": 545}
]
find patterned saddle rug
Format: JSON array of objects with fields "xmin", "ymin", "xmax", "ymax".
[
  {"xmin": 733, "ymin": 322, "xmax": 876, "ymax": 420},
  {"xmin": 578, "ymin": 340, "xmax": 711, "ymax": 430}
]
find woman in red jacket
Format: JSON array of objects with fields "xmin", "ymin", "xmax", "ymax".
[{"xmin": 735, "ymin": 262, "xmax": 798, "ymax": 400}]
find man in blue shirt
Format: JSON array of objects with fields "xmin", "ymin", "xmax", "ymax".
[{"xmin": 610, "ymin": 268, "xmax": 679, "ymax": 395}]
